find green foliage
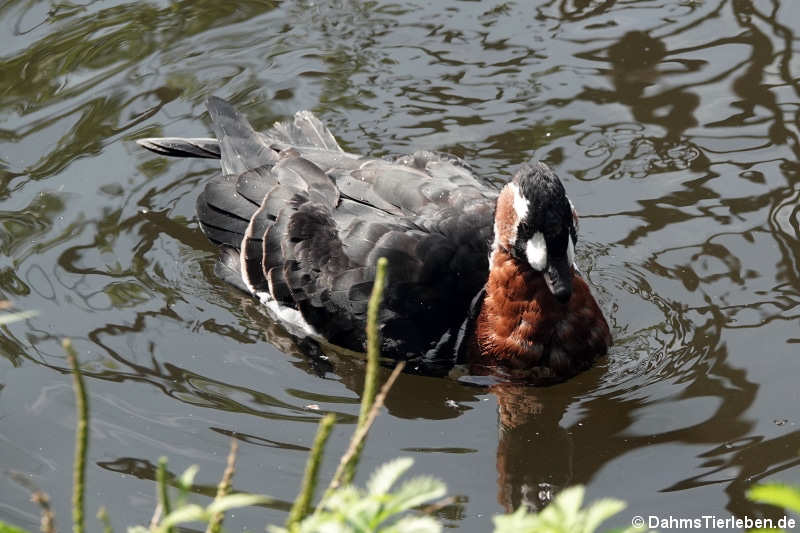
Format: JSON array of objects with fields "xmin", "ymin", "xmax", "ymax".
[
  {"xmin": 118, "ymin": 464, "xmax": 273, "ymax": 533},
  {"xmin": 156, "ymin": 457, "xmax": 172, "ymax": 532},
  {"xmin": 135, "ymin": 491, "xmax": 274, "ymax": 533},
  {"xmin": 748, "ymin": 483, "xmax": 800, "ymax": 514},
  {"xmin": 271, "ymin": 458, "xmax": 446, "ymax": 533},
  {"xmin": 747, "ymin": 482, "xmax": 800, "ymax": 533},
  {"xmin": 97, "ymin": 507, "xmax": 113, "ymax": 533},
  {"xmin": 0, "ymin": 522, "xmax": 30, "ymax": 533},
  {"xmin": 493, "ymin": 486, "xmax": 643, "ymax": 533},
  {"xmin": 177, "ymin": 464, "xmax": 199, "ymax": 495}
]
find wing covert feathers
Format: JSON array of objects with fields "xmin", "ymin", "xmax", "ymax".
[{"xmin": 143, "ymin": 98, "xmax": 496, "ymax": 369}]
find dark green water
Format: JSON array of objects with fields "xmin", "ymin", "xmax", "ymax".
[{"xmin": 2, "ymin": 0, "xmax": 799, "ymax": 530}]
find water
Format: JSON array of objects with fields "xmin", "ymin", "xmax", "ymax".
[{"xmin": 2, "ymin": 0, "xmax": 799, "ymax": 530}]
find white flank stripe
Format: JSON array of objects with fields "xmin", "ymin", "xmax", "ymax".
[{"xmin": 256, "ymin": 291, "xmax": 317, "ymax": 337}]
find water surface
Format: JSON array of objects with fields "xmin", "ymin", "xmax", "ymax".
[{"xmin": 2, "ymin": 0, "xmax": 800, "ymax": 530}]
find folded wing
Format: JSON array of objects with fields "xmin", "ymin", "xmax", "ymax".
[{"xmin": 144, "ymin": 98, "xmax": 497, "ymax": 369}]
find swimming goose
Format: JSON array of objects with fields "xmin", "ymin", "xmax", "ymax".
[{"xmin": 137, "ymin": 97, "xmax": 611, "ymax": 381}]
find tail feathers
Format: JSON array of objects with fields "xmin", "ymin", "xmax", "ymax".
[
  {"xmin": 136, "ymin": 137, "xmax": 221, "ymax": 159},
  {"xmin": 267, "ymin": 110, "xmax": 343, "ymax": 152},
  {"xmin": 206, "ymin": 96, "xmax": 279, "ymax": 175},
  {"xmin": 137, "ymin": 99, "xmax": 344, "ymax": 171}
]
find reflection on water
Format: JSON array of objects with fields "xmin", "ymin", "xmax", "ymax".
[{"xmin": 1, "ymin": 0, "xmax": 800, "ymax": 530}]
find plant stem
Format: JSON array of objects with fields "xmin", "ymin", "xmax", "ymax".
[
  {"xmin": 96, "ymin": 507, "xmax": 113, "ymax": 533},
  {"xmin": 324, "ymin": 361, "xmax": 405, "ymax": 495},
  {"xmin": 286, "ymin": 413, "xmax": 336, "ymax": 528},
  {"xmin": 31, "ymin": 491, "xmax": 56, "ymax": 533},
  {"xmin": 64, "ymin": 339, "xmax": 88, "ymax": 533},
  {"xmin": 361, "ymin": 257, "xmax": 388, "ymax": 422},
  {"xmin": 207, "ymin": 439, "xmax": 238, "ymax": 533},
  {"xmin": 156, "ymin": 457, "xmax": 172, "ymax": 533},
  {"xmin": 342, "ymin": 256, "xmax": 388, "ymax": 486}
]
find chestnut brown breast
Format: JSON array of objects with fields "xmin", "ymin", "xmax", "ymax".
[{"xmin": 475, "ymin": 248, "xmax": 611, "ymax": 380}]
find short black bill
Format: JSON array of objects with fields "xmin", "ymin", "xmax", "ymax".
[{"xmin": 544, "ymin": 256, "xmax": 573, "ymax": 303}]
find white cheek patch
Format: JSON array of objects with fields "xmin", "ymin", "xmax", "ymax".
[
  {"xmin": 510, "ymin": 183, "xmax": 529, "ymax": 221},
  {"xmin": 526, "ymin": 231, "xmax": 547, "ymax": 271}
]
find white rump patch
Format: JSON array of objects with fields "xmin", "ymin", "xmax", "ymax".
[
  {"xmin": 509, "ymin": 183, "xmax": 529, "ymax": 221},
  {"xmin": 526, "ymin": 232, "xmax": 547, "ymax": 271}
]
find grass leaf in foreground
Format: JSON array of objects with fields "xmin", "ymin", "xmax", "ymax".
[
  {"xmin": 748, "ymin": 483, "xmax": 800, "ymax": 514},
  {"xmin": 0, "ymin": 522, "xmax": 30, "ymax": 533}
]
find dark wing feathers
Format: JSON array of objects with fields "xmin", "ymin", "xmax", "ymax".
[
  {"xmin": 349, "ymin": 157, "xmax": 495, "ymax": 220},
  {"xmin": 235, "ymin": 166, "xmax": 277, "ymax": 204},
  {"xmin": 263, "ymin": 192, "xmax": 302, "ymax": 275},
  {"xmin": 282, "ymin": 202, "xmax": 359, "ymax": 344},
  {"xmin": 241, "ymin": 198, "xmax": 272, "ymax": 292},
  {"xmin": 352, "ymin": 165, "xmax": 430, "ymax": 213},
  {"xmin": 200, "ymin": 223, "xmax": 245, "ymax": 249},
  {"xmin": 203, "ymin": 179, "xmax": 259, "ymax": 218},
  {"xmin": 214, "ymin": 247, "xmax": 249, "ymax": 292},
  {"xmin": 195, "ymin": 197, "xmax": 249, "ymax": 236},
  {"xmin": 242, "ymin": 237, "xmax": 267, "ymax": 291},
  {"xmin": 247, "ymin": 194, "xmax": 276, "ymax": 241},
  {"xmin": 267, "ymin": 267, "xmax": 294, "ymax": 305},
  {"xmin": 273, "ymin": 156, "xmax": 339, "ymax": 207},
  {"xmin": 196, "ymin": 174, "xmax": 258, "ymax": 248},
  {"xmin": 141, "ymin": 98, "xmax": 497, "ymax": 367}
]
